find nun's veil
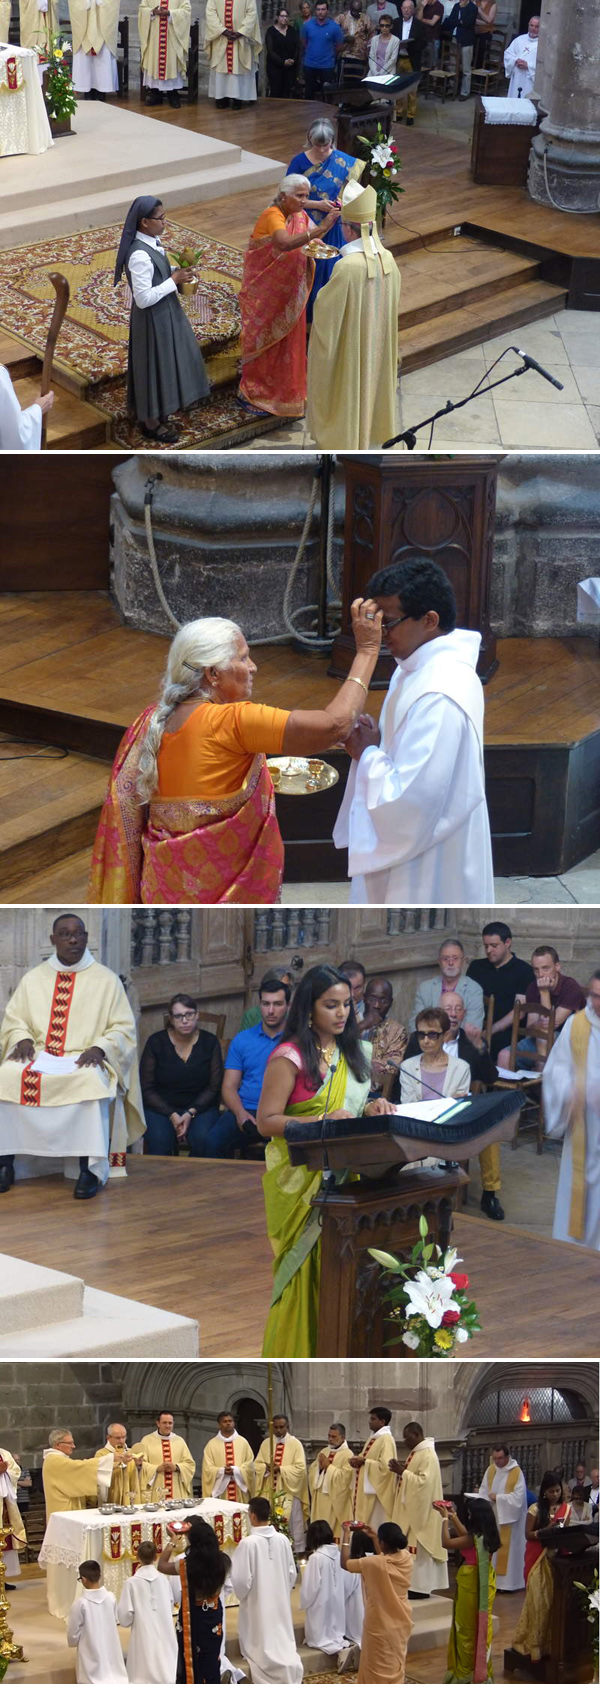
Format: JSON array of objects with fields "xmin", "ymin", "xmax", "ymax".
[{"xmin": 114, "ymin": 195, "xmax": 162, "ymax": 285}]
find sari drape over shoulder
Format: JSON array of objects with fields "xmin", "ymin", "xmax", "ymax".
[
  {"xmin": 445, "ymin": 1540, "xmax": 495, "ymax": 1684},
  {"xmin": 261, "ymin": 1050, "xmax": 370, "ymax": 1358},
  {"xmin": 287, "ymin": 149, "xmax": 363, "ymax": 319},
  {"xmin": 88, "ymin": 707, "xmax": 284, "ymax": 905},
  {"xmin": 239, "ymin": 208, "xmax": 315, "ymax": 417}
]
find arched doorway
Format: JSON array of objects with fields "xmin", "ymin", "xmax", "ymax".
[{"xmin": 232, "ymin": 1395, "xmax": 267, "ymax": 1454}]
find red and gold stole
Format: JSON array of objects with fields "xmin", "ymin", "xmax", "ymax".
[
  {"xmin": 161, "ymin": 1437, "xmax": 174, "ymax": 1500},
  {"xmin": 21, "ymin": 970, "xmax": 76, "ymax": 1106},
  {"xmin": 274, "ymin": 1440, "xmax": 286, "ymax": 1472},
  {"xmin": 224, "ymin": 0, "xmax": 234, "ymax": 73},
  {"xmin": 157, "ymin": 0, "xmax": 170, "ymax": 82},
  {"xmin": 224, "ymin": 1440, "xmax": 237, "ymax": 1501},
  {"xmin": 353, "ymin": 1437, "xmax": 376, "ymax": 1514}
]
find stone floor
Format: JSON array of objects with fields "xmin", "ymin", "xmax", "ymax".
[{"xmin": 284, "ymin": 849, "xmax": 600, "ymax": 905}]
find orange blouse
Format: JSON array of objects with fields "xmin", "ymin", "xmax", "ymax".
[
  {"xmin": 251, "ymin": 206, "xmax": 287, "ymax": 241},
  {"xmin": 157, "ymin": 699, "xmax": 290, "ymax": 799}
]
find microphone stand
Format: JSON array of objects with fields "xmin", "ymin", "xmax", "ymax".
[{"xmin": 382, "ymin": 352, "xmax": 560, "ymax": 451}]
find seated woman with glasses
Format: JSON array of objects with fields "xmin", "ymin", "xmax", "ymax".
[
  {"xmin": 139, "ymin": 994, "xmax": 224, "ymax": 1155},
  {"xmin": 400, "ymin": 1008, "xmax": 470, "ymax": 1103}
]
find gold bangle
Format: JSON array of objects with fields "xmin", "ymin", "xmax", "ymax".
[{"xmin": 347, "ymin": 674, "xmax": 369, "ymax": 695}]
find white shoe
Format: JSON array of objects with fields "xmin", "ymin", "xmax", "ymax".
[{"xmin": 337, "ymin": 1642, "xmax": 359, "ymax": 1674}]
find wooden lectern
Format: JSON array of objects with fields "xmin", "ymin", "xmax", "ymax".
[
  {"xmin": 285, "ymin": 1091, "xmax": 523, "ymax": 1357},
  {"xmin": 504, "ymin": 1520, "xmax": 599, "ymax": 1683},
  {"xmin": 329, "ymin": 454, "xmax": 500, "ymax": 685}
]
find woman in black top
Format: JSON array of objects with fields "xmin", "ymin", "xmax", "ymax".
[
  {"xmin": 266, "ymin": 8, "xmax": 299, "ymax": 97},
  {"xmin": 140, "ymin": 993, "xmax": 224, "ymax": 1156}
]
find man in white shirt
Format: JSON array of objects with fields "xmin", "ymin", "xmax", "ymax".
[
  {"xmin": 0, "ymin": 368, "xmax": 54, "ymax": 451},
  {"xmin": 504, "ymin": 15, "xmax": 538, "ymax": 97},
  {"xmin": 334, "ymin": 557, "xmax": 494, "ymax": 904},
  {"xmin": 67, "ymin": 1560, "xmax": 127, "ymax": 1684},
  {"xmin": 230, "ymin": 1495, "xmax": 303, "ymax": 1684}
]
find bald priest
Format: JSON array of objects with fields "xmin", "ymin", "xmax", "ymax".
[{"xmin": 0, "ymin": 913, "xmax": 144, "ymax": 1198}]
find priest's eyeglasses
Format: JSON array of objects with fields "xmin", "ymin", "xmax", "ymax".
[{"xmin": 381, "ymin": 613, "xmax": 411, "ymax": 633}]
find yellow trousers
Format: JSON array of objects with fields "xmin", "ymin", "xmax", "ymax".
[
  {"xmin": 479, "ymin": 1142, "xmax": 501, "ymax": 1192},
  {"xmin": 396, "ymin": 53, "xmax": 418, "ymax": 119}
]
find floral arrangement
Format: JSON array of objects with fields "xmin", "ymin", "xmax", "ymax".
[
  {"xmin": 574, "ymin": 1568, "xmax": 599, "ymax": 1676},
  {"xmin": 271, "ymin": 1494, "xmax": 292, "ymax": 1541},
  {"xmin": 369, "ymin": 1214, "xmax": 481, "ymax": 1356},
  {"xmin": 38, "ymin": 34, "xmax": 77, "ymax": 121},
  {"xmin": 356, "ymin": 123, "xmax": 403, "ymax": 221}
]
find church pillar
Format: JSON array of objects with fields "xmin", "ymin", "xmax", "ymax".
[{"xmin": 528, "ymin": 0, "xmax": 600, "ymax": 212}]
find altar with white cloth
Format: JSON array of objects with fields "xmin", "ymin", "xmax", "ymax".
[
  {"xmin": 39, "ymin": 1497, "xmax": 250, "ymax": 1618},
  {"xmin": 0, "ymin": 43, "xmax": 52, "ymax": 156}
]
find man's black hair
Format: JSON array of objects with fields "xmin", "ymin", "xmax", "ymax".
[{"xmin": 367, "ymin": 557, "xmax": 457, "ymax": 633}]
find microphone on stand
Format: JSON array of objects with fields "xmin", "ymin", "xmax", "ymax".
[{"xmin": 512, "ymin": 348, "xmax": 564, "ymax": 390}]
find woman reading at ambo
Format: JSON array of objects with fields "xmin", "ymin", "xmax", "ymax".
[
  {"xmin": 257, "ymin": 964, "xmax": 395, "ymax": 1358},
  {"xmin": 89, "ymin": 600, "xmax": 383, "ymax": 904},
  {"xmin": 511, "ymin": 1471, "xmax": 572, "ymax": 1667}
]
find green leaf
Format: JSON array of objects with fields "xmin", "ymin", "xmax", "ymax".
[{"xmin": 422, "ymin": 1243, "xmax": 434, "ymax": 1262}]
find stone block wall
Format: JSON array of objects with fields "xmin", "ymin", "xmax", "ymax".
[{"xmin": 0, "ymin": 1362, "xmax": 126, "ymax": 1468}]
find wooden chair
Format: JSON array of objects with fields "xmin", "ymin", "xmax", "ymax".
[
  {"xmin": 116, "ymin": 16, "xmax": 129, "ymax": 97},
  {"xmin": 382, "ymin": 1068, "xmax": 399, "ymax": 1102},
  {"xmin": 426, "ymin": 38, "xmax": 460, "ymax": 101},
  {"xmin": 470, "ymin": 30, "xmax": 507, "ymax": 96},
  {"xmin": 494, "ymin": 999, "xmax": 556, "ymax": 1153},
  {"xmin": 483, "ymin": 993, "xmax": 495, "ymax": 1049}
]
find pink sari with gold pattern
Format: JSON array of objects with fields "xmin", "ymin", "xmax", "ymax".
[
  {"xmin": 88, "ymin": 707, "xmax": 284, "ymax": 905},
  {"xmin": 238, "ymin": 209, "xmax": 315, "ymax": 417}
]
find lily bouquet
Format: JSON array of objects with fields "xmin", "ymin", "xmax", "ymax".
[
  {"xmin": 369, "ymin": 1214, "xmax": 481, "ymax": 1355},
  {"xmin": 574, "ymin": 1569, "xmax": 599, "ymax": 1675},
  {"xmin": 38, "ymin": 34, "xmax": 77, "ymax": 121},
  {"xmin": 356, "ymin": 122, "xmax": 403, "ymax": 220},
  {"xmin": 271, "ymin": 1494, "xmax": 293, "ymax": 1541}
]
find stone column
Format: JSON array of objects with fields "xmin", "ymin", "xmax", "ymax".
[{"xmin": 529, "ymin": 0, "xmax": 600, "ymax": 212}]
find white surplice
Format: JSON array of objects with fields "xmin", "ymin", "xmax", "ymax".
[
  {"xmin": 478, "ymin": 1459, "xmax": 527, "ymax": 1591},
  {"xmin": 117, "ymin": 1564, "xmax": 177, "ymax": 1684},
  {"xmin": 543, "ymin": 1002, "xmax": 600, "ymax": 1250},
  {"xmin": 333, "ymin": 630, "xmax": 494, "ymax": 904},
  {"xmin": 230, "ymin": 1525, "xmax": 303, "ymax": 1683},
  {"xmin": 300, "ymin": 1543, "xmax": 347, "ymax": 1653},
  {"xmin": 504, "ymin": 31, "xmax": 537, "ymax": 97},
  {"xmin": 0, "ymin": 365, "xmax": 42, "ymax": 450},
  {"xmin": 66, "ymin": 1586, "xmax": 128, "ymax": 1684},
  {"xmin": 342, "ymin": 1566, "xmax": 364, "ymax": 1644}
]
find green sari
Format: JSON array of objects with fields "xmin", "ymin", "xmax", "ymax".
[
  {"xmin": 261, "ymin": 1051, "xmax": 370, "ymax": 1358},
  {"xmin": 445, "ymin": 1539, "xmax": 496, "ymax": 1683}
]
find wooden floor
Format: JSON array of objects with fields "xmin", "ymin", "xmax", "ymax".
[{"xmin": 1, "ymin": 1157, "xmax": 598, "ymax": 1359}]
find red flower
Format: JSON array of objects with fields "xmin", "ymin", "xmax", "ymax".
[
  {"xmin": 390, "ymin": 145, "xmax": 398, "ymax": 153},
  {"xmin": 449, "ymin": 1272, "xmax": 469, "ymax": 1290},
  {"xmin": 442, "ymin": 1310, "xmax": 460, "ymax": 1326}
]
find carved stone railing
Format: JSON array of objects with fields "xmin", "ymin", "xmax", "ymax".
[
  {"xmin": 386, "ymin": 909, "xmax": 449, "ymax": 935},
  {"xmin": 131, "ymin": 911, "xmax": 192, "ymax": 969},
  {"xmin": 253, "ymin": 909, "xmax": 333, "ymax": 951}
]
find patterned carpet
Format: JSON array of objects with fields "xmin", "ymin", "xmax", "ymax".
[{"xmin": 0, "ymin": 217, "xmax": 285, "ymax": 447}]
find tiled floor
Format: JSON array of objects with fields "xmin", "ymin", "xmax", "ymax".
[{"xmin": 283, "ymin": 849, "xmax": 600, "ymax": 904}]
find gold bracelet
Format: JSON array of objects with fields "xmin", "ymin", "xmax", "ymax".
[{"xmin": 347, "ymin": 674, "xmax": 369, "ymax": 695}]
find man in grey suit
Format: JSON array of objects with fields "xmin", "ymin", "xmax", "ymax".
[{"xmin": 410, "ymin": 938, "xmax": 484, "ymax": 1038}]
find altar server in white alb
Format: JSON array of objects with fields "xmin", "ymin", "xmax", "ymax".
[
  {"xmin": 478, "ymin": 1444, "xmax": 527, "ymax": 1591},
  {"xmin": 0, "ymin": 912, "xmax": 144, "ymax": 1198},
  {"xmin": 67, "ymin": 1560, "xmax": 128, "ymax": 1685},
  {"xmin": 68, "ymin": 0, "xmax": 120, "ymax": 96},
  {"xmin": 504, "ymin": 15, "xmax": 539, "ymax": 97},
  {"xmin": 0, "ymin": 367, "xmax": 54, "ymax": 452},
  {"xmin": 542, "ymin": 970, "xmax": 600, "ymax": 1250},
  {"xmin": 117, "ymin": 1542, "xmax": 178, "ymax": 1685},
  {"xmin": 333, "ymin": 557, "xmax": 494, "ymax": 904},
  {"xmin": 300, "ymin": 1520, "xmax": 350, "ymax": 1665},
  {"xmin": 230, "ymin": 1495, "xmax": 303, "ymax": 1684}
]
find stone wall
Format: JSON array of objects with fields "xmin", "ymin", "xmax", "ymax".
[{"xmin": 0, "ymin": 1362, "xmax": 126, "ymax": 1469}]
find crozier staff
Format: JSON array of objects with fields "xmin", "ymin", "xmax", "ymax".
[{"xmin": 114, "ymin": 195, "xmax": 210, "ymax": 444}]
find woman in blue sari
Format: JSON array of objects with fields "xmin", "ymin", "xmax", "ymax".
[{"xmin": 288, "ymin": 117, "xmax": 363, "ymax": 319}]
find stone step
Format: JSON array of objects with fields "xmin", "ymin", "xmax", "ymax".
[
  {"xmin": 0, "ymin": 1251, "xmax": 83, "ymax": 1332},
  {"xmin": 11, "ymin": 376, "xmax": 110, "ymax": 449},
  {"xmin": 400, "ymin": 278, "xmax": 568, "ymax": 371},
  {"xmin": 397, "ymin": 240, "xmax": 540, "ymax": 329},
  {"xmin": 224, "ymin": 1589, "xmax": 455, "ymax": 1674},
  {"xmin": 0, "ymin": 742, "xmax": 110, "ymax": 895},
  {"xmin": 0, "ymin": 1254, "xmax": 198, "ymax": 1357}
]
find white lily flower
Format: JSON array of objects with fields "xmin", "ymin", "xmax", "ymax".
[
  {"xmin": 402, "ymin": 1331, "xmax": 421, "ymax": 1350},
  {"xmin": 456, "ymin": 1327, "xmax": 470, "ymax": 1343},
  {"xmin": 372, "ymin": 143, "xmax": 393, "ymax": 168},
  {"xmin": 442, "ymin": 1248, "xmax": 461, "ymax": 1272},
  {"xmin": 404, "ymin": 1270, "xmax": 460, "ymax": 1330},
  {"xmin": 588, "ymin": 1588, "xmax": 600, "ymax": 1613}
]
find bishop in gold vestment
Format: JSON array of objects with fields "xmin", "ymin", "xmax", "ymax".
[
  {"xmin": 307, "ymin": 179, "xmax": 400, "ymax": 450},
  {"xmin": 255, "ymin": 1417, "xmax": 309, "ymax": 1551}
]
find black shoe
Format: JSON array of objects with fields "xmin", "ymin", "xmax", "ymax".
[
  {"xmin": 5, "ymin": 1584, "xmax": 16, "ymax": 1590},
  {"xmin": 215, "ymin": 97, "xmax": 229, "ymax": 108},
  {"xmin": 167, "ymin": 91, "xmax": 181, "ymax": 107},
  {"xmin": 0, "ymin": 1162, "xmax": 14, "ymax": 1193},
  {"xmin": 406, "ymin": 116, "xmax": 414, "ymax": 125},
  {"xmin": 481, "ymin": 1190, "xmax": 504, "ymax": 1221},
  {"xmin": 147, "ymin": 89, "xmax": 162, "ymax": 105},
  {"xmin": 74, "ymin": 1166, "xmax": 100, "ymax": 1199}
]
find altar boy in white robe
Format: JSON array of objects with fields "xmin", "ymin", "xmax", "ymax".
[
  {"xmin": 333, "ymin": 557, "xmax": 494, "ymax": 905},
  {"xmin": 542, "ymin": 971, "xmax": 600, "ymax": 1251},
  {"xmin": 117, "ymin": 1542, "xmax": 177, "ymax": 1684},
  {"xmin": 478, "ymin": 1445, "xmax": 527, "ymax": 1591},
  {"xmin": 300, "ymin": 1521, "xmax": 355, "ymax": 1670},
  {"xmin": 67, "ymin": 1560, "xmax": 127, "ymax": 1685},
  {"xmin": 230, "ymin": 1495, "xmax": 303, "ymax": 1684}
]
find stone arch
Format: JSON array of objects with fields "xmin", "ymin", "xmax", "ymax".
[{"xmin": 456, "ymin": 1363, "xmax": 598, "ymax": 1436}]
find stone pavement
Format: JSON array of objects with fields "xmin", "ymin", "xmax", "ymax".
[{"xmin": 283, "ymin": 850, "xmax": 600, "ymax": 904}]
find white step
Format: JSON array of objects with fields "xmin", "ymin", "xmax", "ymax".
[
  {"xmin": 0, "ymin": 1251, "xmax": 83, "ymax": 1332},
  {"xmin": 0, "ymin": 1253, "xmax": 198, "ymax": 1357},
  {"xmin": 225, "ymin": 1589, "xmax": 455, "ymax": 1676}
]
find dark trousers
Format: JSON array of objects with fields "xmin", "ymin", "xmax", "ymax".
[
  {"xmin": 267, "ymin": 61, "xmax": 297, "ymax": 96},
  {"xmin": 143, "ymin": 1106, "xmax": 221, "ymax": 1157},
  {"xmin": 303, "ymin": 64, "xmax": 333, "ymax": 98}
]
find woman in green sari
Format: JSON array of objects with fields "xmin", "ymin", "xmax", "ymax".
[
  {"xmin": 257, "ymin": 963, "xmax": 394, "ymax": 1358},
  {"xmin": 434, "ymin": 1495, "xmax": 500, "ymax": 1683}
]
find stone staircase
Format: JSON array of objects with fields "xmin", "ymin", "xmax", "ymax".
[
  {"xmin": 221, "ymin": 1587, "xmax": 456, "ymax": 1681},
  {"xmin": 0, "ymin": 1252, "xmax": 199, "ymax": 1360},
  {"xmin": 388, "ymin": 226, "xmax": 567, "ymax": 372}
]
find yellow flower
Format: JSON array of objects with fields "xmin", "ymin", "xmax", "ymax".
[
  {"xmin": 383, "ymin": 168, "xmax": 391, "ymax": 177},
  {"xmin": 434, "ymin": 1328, "xmax": 455, "ymax": 1351}
]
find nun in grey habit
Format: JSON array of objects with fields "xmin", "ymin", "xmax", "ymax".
[{"xmin": 115, "ymin": 195, "xmax": 210, "ymax": 443}]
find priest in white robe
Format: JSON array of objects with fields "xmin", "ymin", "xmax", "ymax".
[
  {"xmin": 67, "ymin": 1563, "xmax": 128, "ymax": 1684},
  {"xmin": 478, "ymin": 1445, "xmax": 527, "ymax": 1591},
  {"xmin": 348, "ymin": 1407, "xmax": 397, "ymax": 1530},
  {"xmin": 0, "ymin": 1447, "xmax": 26, "ymax": 1582},
  {"xmin": 138, "ymin": 0, "xmax": 191, "ymax": 105},
  {"xmin": 204, "ymin": 0, "xmax": 262, "ymax": 107},
  {"xmin": 132, "ymin": 1411, "xmax": 195, "ymax": 1503},
  {"xmin": 504, "ymin": 16, "xmax": 538, "ymax": 98},
  {"xmin": 0, "ymin": 912, "xmax": 144, "ymax": 1198},
  {"xmin": 333, "ymin": 557, "xmax": 494, "ymax": 904},
  {"xmin": 390, "ymin": 1422, "xmax": 448, "ymax": 1594},
  {"xmin": 230, "ymin": 1496, "xmax": 303, "ymax": 1684},
  {"xmin": 68, "ymin": 0, "xmax": 120, "ymax": 95},
  {"xmin": 308, "ymin": 1423, "xmax": 353, "ymax": 1538},
  {"xmin": 0, "ymin": 366, "xmax": 53, "ymax": 451},
  {"xmin": 117, "ymin": 1543, "xmax": 178, "ymax": 1685},
  {"xmin": 255, "ymin": 1414, "xmax": 309, "ymax": 1554},
  {"xmin": 202, "ymin": 1410, "xmax": 255, "ymax": 1504},
  {"xmin": 300, "ymin": 1525, "xmax": 348, "ymax": 1657},
  {"xmin": 543, "ymin": 975, "xmax": 600, "ymax": 1250}
]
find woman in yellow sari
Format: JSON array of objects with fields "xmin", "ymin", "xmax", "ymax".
[
  {"xmin": 89, "ymin": 602, "xmax": 383, "ymax": 904},
  {"xmin": 257, "ymin": 963, "xmax": 394, "ymax": 1357},
  {"xmin": 512, "ymin": 1472, "xmax": 571, "ymax": 1665},
  {"xmin": 436, "ymin": 1495, "xmax": 500, "ymax": 1683}
]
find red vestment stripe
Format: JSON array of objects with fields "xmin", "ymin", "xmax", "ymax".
[
  {"xmin": 45, "ymin": 970, "xmax": 76, "ymax": 1055},
  {"xmin": 162, "ymin": 1437, "xmax": 174, "ymax": 1499},
  {"xmin": 158, "ymin": 0, "xmax": 169, "ymax": 83},
  {"xmin": 224, "ymin": 0, "xmax": 234, "ymax": 76},
  {"xmin": 353, "ymin": 1436, "xmax": 376, "ymax": 1512},
  {"xmin": 21, "ymin": 1064, "xmax": 41, "ymax": 1106},
  {"xmin": 274, "ymin": 1441, "xmax": 285, "ymax": 1468},
  {"xmin": 224, "ymin": 1439, "xmax": 237, "ymax": 1501}
]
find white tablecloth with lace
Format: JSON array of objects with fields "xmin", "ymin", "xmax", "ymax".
[
  {"xmin": 39, "ymin": 1498, "xmax": 250, "ymax": 1618},
  {"xmin": 0, "ymin": 43, "xmax": 52, "ymax": 156}
]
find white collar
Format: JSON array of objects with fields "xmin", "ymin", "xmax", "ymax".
[
  {"xmin": 46, "ymin": 948, "xmax": 95, "ymax": 973},
  {"xmin": 218, "ymin": 1430, "xmax": 238, "ymax": 1443},
  {"xmin": 137, "ymin": 231, "xmax": 164, "ymax": 250},
  {"xmin": 328, "ymin": 1441, "xmax": 348, "ymax": 1453},
  {"xmin": 342, "ymin": 235, "xmax": 378, "ymax": 257},
  {"xmin": 274, "ymin": 1433, "xmax": 288, "ymax": 1443},
  {"xmin": 44, "ymin": 1447, "xmax": 69, "ymax": 1459},
  {"xmin": 157, "ymin": 1431, "xmax": 172, "ymax": 1441},
  {"xmin": 369, "ymin": 1425, "xmax": 390, "ymax": 1440},
  {"xmin": 396, "ymin": 628, "xmax": 481, "ymax": 676}
]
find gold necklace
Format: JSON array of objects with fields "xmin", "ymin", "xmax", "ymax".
[{"xmin": 318, "ymin": 1039, "xmax": 337, "ymax": 1067}]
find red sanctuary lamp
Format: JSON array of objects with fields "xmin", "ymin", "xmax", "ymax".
[{"xmin": 519, "ymin": 1398, "xmax": 531, "ymax": 1423}]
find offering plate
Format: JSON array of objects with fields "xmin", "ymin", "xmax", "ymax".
[
  {"xmin": 267, "ymin": 756, "xmax": 339, "ymax": 796},
  {"xmin": 306, "ymin": 240, "xmax": 338, "ymax": 258},
  {"xmin": 99, "ymin": 1504, "xmax": 116, "ymax": 1515}
]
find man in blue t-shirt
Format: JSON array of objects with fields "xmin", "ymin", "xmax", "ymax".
[
  {"xmin": 302, "ymin": 0, "xmax": 344, "ymax": 97},
  {"xmin": 214, "ymin": 975, "xmax": 291, "ymax": 1156}
]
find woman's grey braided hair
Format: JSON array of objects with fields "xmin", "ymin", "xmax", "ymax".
[{"xmin": 136, "ymin": 616, "xmax": 242, "ymax": 803}]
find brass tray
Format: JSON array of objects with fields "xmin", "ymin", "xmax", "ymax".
[
  {"xmin": 306, "ymin": 240, "xmax": 339, "ymax": 259},
  {"xmin": 267, "ymin": 756, "xmax": 339, "ymax": 796}
]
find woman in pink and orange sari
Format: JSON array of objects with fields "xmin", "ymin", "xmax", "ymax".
[
  {"xmin": 238, "ymin": 174, "xmax": 340, "ymax": 418},
  {"xmin": 88, "ymin": 603, "xmax": 383, "ymax": 905}
]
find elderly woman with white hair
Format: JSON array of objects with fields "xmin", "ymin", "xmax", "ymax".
[
  {"xmin": 288, "ymin": 118, "xmax": 364, "ymax": 318},
  {"xmin": 237, "ymin": 173, "xmax": 340, "ymax": 417},
  {"xmin": 89, "ymin": 601, "xmax": 382, "ymax": 904}
]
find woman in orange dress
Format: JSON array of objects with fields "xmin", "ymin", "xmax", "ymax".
[
  {"xmin": 89, "ymin": 601, "xmax": 383, "ymax": 904},
  {"xmin": 238, "ymin": 174, "xmax": 341, "ymax": 419},
  {"xmin": 341, "ymin": 1521, "xmax": 413, "ymax": 1684}
]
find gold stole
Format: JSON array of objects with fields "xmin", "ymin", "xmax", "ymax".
[
  {"xmin": 569, "ymin": 1010, "xmax": 590, "ymax": 1241},
  {"xmin": 492, "ymin": 1464, "xmax": 520, "ymax": 1577}
]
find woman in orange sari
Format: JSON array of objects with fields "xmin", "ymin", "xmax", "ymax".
[
  {"xmin": 89, "ymin": 601, "xmax": 383, "ymax": 904},
  {"xmin": 238, "ymin": 174, "xmax": 340, "ymax": 418}
]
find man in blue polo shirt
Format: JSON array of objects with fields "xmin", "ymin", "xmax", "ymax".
[
  {"xmin": 302, "ymin": 0, "xmax": 344, "ymax": 98},
  {"xmin": 214, "ymin": 975, "xmax": 291, "ymax": 1156}
]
